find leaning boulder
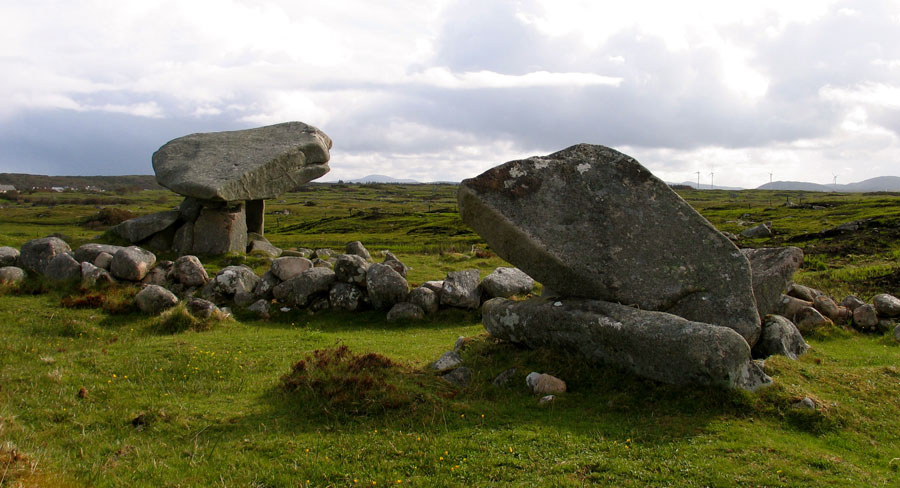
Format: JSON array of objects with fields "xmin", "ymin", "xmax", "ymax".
[
  {"xmin": 741, "ymin": 247, "xmax": 804, "ymax": 318},
  {"xmin": 110, "ymin": 246, "xmax": 157, "ymax": 281},
  {"xmin": 481, "ymin": 267, "xmax": 535, "ymax": 298},
  {"xmin": 752, "ymin": 315, "xmax": 809, "ymax": 360},
  {"xmin": 459, "ymin": 144, "xmax": 760, "ymax": 344},
  {"xmin": 111, "ymin": 210, "xmax": 180, "ymax": 243},
  {"xmin": 135, "ymin": 285, "xmax": 178, "ymax": 315},
  {"xmin": 483, "ymin": 297, "xmax": 771, "ymax": 390},
  {"xmin": 174, "ymin": 255, "xmax": 209, "ymax": 287},
  {"xmin": 152, "ymin": 121, "xmax": 332, "ymax": 202},
  {"xmin": 19, "ymin": 237, "xmax": 71, "ymax": 275}
]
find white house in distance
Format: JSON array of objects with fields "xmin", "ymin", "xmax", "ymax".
[{"xmin": 0, "ymin": 185, "xmax": 15, "ymax": 192}]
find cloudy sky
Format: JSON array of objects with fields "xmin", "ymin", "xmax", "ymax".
[{"xmin": 1, "ymin": 0, "xmax": 899, "ymax": 187}]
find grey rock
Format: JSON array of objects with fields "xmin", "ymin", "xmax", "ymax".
[
  {"xmin": 458, "ymin": 144, "xmax": 760, "ymax": 344},
  {"xmin": 248, "ymin": 299, "xmax": 270, "ymax": 318},
  {"xmin": 382, "ymin": 251, "xmax": 409, "ymax": 278},
  {"xmin": 812, "ymin": 295, "xmax": 841, "ymax": 321},
  {"xmin": 492, "ymin": 368, "xmax": 517, "ymax": 386},
  {"xmin": 441, "ymin": 367, "xmax": 472, "ymax": 387},
  {"xmin": 840, "ymin": 295, "xmax": 866, "ymax": 311},
  {"xmin": 141, "ymin": 225, "xmax": 177, "ymax": 251},
  {"xmin": 93, "ymin": 251, "xmax": 114, "ymax": 270},
  {"xmin": 111, "ymin": 210, "xmax": 180, "ymax": 243},
  {"xmin": 795, "ymin": 306, "xmax": 832, "ymax": 332},
  {"xmin": 329, "ymin": 282, "xmax": 367, "ymax": 311},
  {"xmin": 174, "ymin": 255, "xmax": 209, "ymax": 287},
  {"xmin": 141, "ymin": 261, "xmax": 173, "ymax": 287},
  {"xmin": 214, "ymin": 265, "xmax": 259, "ymax": 296},
  {"xmin": 345, "ymin": 241, "xmax": 373, "ymax": 262},
  {"xmin": 172, "ymin": 222, "xmax": 194, "ymax": 255},
  {"xmin": 873, "ymin": 293, "xmax": 900, "ymax": 318},
  {"xmin": 234, "ymin": 290, "xmax": 256, "ymax": 307},
  {"xmin": 110, "ymin": 246, "xmax": 157, "ymax": 281},
  {"xmin": 386, "ymin": 302, "xmax": 425, "ymax": 322},
  {"xmin": 312, "ymin": 248, "xmax": 335, "ymax": 260},
  {"xmin": 186, "ymin": 298, "xmax": 219, "ymax": 319},
  {"xmin": 408, "ymin": 286, "xmax": 439, "ymax": 314},
  {"xmin": 0, "ymin": 266, "xmax": 26, "ymax": 284},
  {"xmin": 191, "ymin": 204, "xmax": 247, "ymax": 255},
  {"xmin": 752, "ymin": 315, "xmax": 809, "ymax": 360},
  {"xmin": 741, "ymin": 247, "xmax": 804, "ymax": 318},
  {"xmin": 271, "ymin": 256, "xmax": 313, "ymax": 281},
  {"xmin": 308, "ymin": 296, "xmax": 331, "ymax": 313},
  {"xmin": 852, "ymin": 304, "xmax": 879, "ymax": 331},
  {"xmin": 0, "ymin": 246, "xmax": 18, "ymax": 267},
  {"xmin": 422, "ymin": 281, "xmax": 444, "ymax": 293},
  {"xmin": 312, "ymin": 258, "xmax": 333, "ymax": 269},
  {"xmin": 135, "ymin": 285, "xmax": 178, "ymax": 315},
  {"xmin": 253, "ymin": 270, "xmax": 281, "ymax": 299},
  {"xmin": 481, "ymin": 267, "xmax": 535, "ymax": 298},
  {"xmin": 334, "ymin": 254, "xmax": 369, "ymax": 285},
  {"xmin": 877, "ymin": 319, "xmax": 895, "ymax": 334},
  {"xmin": 740, "ymin": 223, "xmax": 773, "ymax": 238},
  {"xmin": 453, "ymin": 336, "xmax": 467, "ymax": 352},
  {"xmin": 19, "ymin": 237, "xmax": 71, "ymax": 275},
  {"xmin": 45, "ymin": 253, "xmax": 82, "ymax": 282},
  {"xmin": 431, "ymin": 351, "xmax": 463, "ymax": 372},
  {"xmin": 483, "ymin": 297, "xmax": 772, "ymax": 390},
  {"xmin": 440, "ymin": 269, "xmax": 481, "ymax": 309},
  {"xmin": 81, "ymin": 261, "xmax": 113, "ymax": 288},
  {"xmin": 365, "ymin": 263, "xmax": 409, "ymax": 309},
  {"xmin": 893, "ymin": 324, "xmax": 900, "ymax": 342},
  {"xmin": 787, "ymin": 283, "xmax": 824, "ymax": 302},
  {"xmin": 278, "ymin": 267, "xmax": 335, "ymax": 307},
  {"xmin": 153, "ymin": 121, "xmax": 332, "ymax": 201},
  {"xmin": 774, "ymin": 295, "xmax": 813, "ymax": 322}
]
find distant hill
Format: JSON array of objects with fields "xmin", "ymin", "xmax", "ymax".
[
  {"xmin": 757, "ymin": 176, "xmax": 900, "ymax": 192},
  {"xmin": 0, "ymin": 173, "xmax": 161, "ymax": 191},
  {"xmin": 347, "ymin": 174, "xmax": 420, "ymax": 184},
  {"xmin": 674, "ymin": 181, "xmax": 745, "ymax": 191}
]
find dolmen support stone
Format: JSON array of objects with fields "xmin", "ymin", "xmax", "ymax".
[
  {"xmin": 459, "ymin": 144, "xmax": 760, "ymax": 344},
  {"xmin": 483, "ymin": 297, "xmax": 771, "ymax": 390}
]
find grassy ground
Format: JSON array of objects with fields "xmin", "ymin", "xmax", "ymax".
[{"xmin": 1, "ymin": 185, "xmax": 899, "ymax": 487}]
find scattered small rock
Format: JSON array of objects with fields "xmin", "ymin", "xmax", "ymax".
[
  {"xmin": 793, "ymin": 397, "xmax": 817, "ymax": 410},
  {"xmin": 45, "ymin": 253, "xmax": 82, "ymax": 282},
  {"xmin": 812, "ymin": 295, "xmax": 841, "ymax": 321},
  {"xmin": 752, "ymin": 315, "xmax": 809, "ymax": 360},
  {"xmin": 787, "ymin": 283, "xmax": 824, "ymax": 302},
  {"xmin": 430, "ymin": 351, "xmax": 463, "ymax": 372},
  {"xmin": 740, "ymin": 223, "xmax": 773, "ymax": 238}
]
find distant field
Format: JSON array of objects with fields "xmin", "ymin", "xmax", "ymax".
[{"xmin": 1, "ymin": 184, "xmax": 899, "ymax": 487}]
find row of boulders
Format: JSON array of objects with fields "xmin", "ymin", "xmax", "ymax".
[
  {"xmin": 0, "ymin": 237, "xmax": 537, "ymax": 322},
  {"xmin": 775, "ymin": 282, "xmax": 900, "ymax": 334}
]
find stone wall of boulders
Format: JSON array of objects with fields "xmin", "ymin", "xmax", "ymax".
[{"xmin": 0, "ymin": 237, "xmax": 537, "ymax": 323}]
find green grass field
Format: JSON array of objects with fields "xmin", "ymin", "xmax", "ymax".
[{"xmin": 1, "ymin": 185, "xmax": 899, "ymax": 487}]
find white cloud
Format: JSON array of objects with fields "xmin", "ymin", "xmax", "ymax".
[{"xmin": 406, "ymin": 68, "xmax": 622, "ymax": 89}]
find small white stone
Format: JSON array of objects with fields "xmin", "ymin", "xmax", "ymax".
[
  {"xmin": 553, "ymin": 301, "xmax": 563, "ymax": 307},
  {"xmin": 280, "ymin": 307, "xmax": 291, "ymax": 312}
]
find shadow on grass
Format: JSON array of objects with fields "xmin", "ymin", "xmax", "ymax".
[{"xmin": 237, "ymin": 307, "xmax": 483, "ymax": 334}]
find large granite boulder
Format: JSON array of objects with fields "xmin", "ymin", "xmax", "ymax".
[
  {"xmin": 483, "ymin": 297, "xmax": 771, "ymax": 390},
  {"xmin": 741, "ymin": 247, "xmax": 804, "ymax": 319},
  {"xmin": 111, "ymin": 210, "xmax": 180, "ymax": 243},
  {"xmin": 19, "ymin": 237, "xmax": 71, "ymax": 275},
  {"xmin": 152, "ymin": 122, "xmax": 332, "ymax": 202},
  {"xmin": 459, "ymin": 144, "xmax": 760, "ymax": 344}
]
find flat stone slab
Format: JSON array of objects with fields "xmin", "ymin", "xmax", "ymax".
[
  {"xmin": 459, "ymin": 144, "xmax": 760, "ymax": 344},
  {"xmin": 153, "ymin": 121, "xmax": 332, "ymax": 201},
  {"xmin": 483, "ymin": 297, "xmax": 771, "ymax": 390}
]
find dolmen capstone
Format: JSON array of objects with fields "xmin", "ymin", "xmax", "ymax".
[
  {"xmin": 459, "ymin": 144, "xmax": 770, "ymax": 390},
  {"xmin": 112, "ymin": 122, "xmax": 332, "ymax": 255}
]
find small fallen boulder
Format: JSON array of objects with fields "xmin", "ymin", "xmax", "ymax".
[
  {"xmin": 529, "ymin": 373, "xmax": 566, "ymax": 395},
  {"xmin": 135, "ymin": 285, "xmax": 178, "ymax": 315},
  {"xmin": 741, "ymin": 223, "xmax": 773, "ymax": 239},
  {"xmin": 110, "ymin": 246, "xmax": 157, "ymax": 282},
  {"xmin": 752, "ymin": 315, "xmax": 809, "ymax": 360},
  {"xmin": 774, "ymin": 295, "xmax": 813, "ymax": 322},
  {"xmin": 111, "ymin": 210, "xmax": 179, "ymax": 243},
  {"xmin": 247, "ymin": 299, "xmax": 271, "ymax": 318},
  {"xmin": 382, "ymin": 251, "xmax": 409, "ymax": 278},
  {"xmin": 481, "ymin": 267, "xmax": 534, "ymax": 298},
  {"xmin": 93, "ymin": 252, "xmax": 114, "ymax": 270},
  {"xmin": 430, "ymin": 351, "xmax": 463, "ymax": 372},
  {"xmin": 0, "ymin": 266, "xmax": 25, "ymax": 284}
]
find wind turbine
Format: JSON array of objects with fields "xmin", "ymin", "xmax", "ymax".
[
  {"xmin": 695, "ymin": 171, "xmax": 701, "ymax": 189},
  {"xmin": 769, "ymin": 172, "xmax": 773, "ymax": 185},
  {"xmin": 709, "ymin": 171, "xmax": 715, "ymax": 190},
  {"xmin": 832, "ymin": 173, "xmax": 838, "ymax": 187}
]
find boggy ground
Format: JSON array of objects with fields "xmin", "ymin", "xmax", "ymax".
[{"xmin": 0, "ymin": 184, "xmax": 899, "ymax": 487}]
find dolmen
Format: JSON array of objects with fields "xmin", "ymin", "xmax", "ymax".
[
  {"xmin": 459, "ymin": 144, "xmax": 775, "ymax": 390},
  {"xmin": 111, "ymin": 122, "xmax": 332, "ymax": 255}
]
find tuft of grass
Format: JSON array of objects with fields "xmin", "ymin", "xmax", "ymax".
[
  {"xmin": 60, "ymin": 286, "xmax": 138, "ymax": 315},
  {"xmin": 152, "ymin": 302, "xmax": 228, "ymax": 334}
]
